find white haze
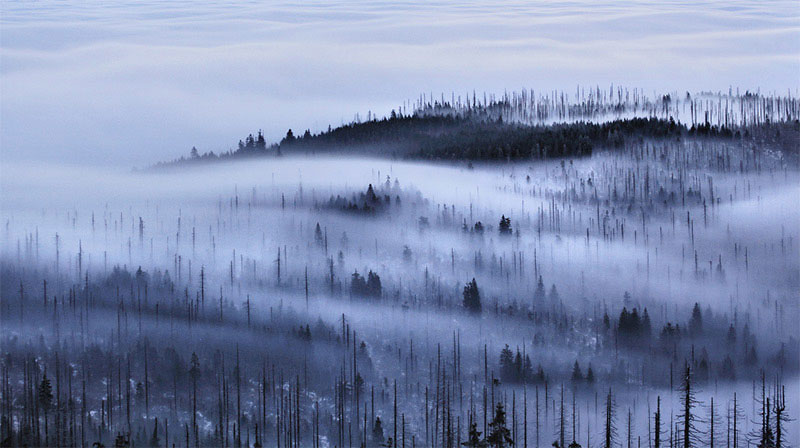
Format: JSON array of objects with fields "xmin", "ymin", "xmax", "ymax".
[
  {"xmin": 2, "ymin": 149, "xmax": 799, "ymax": 444},
  {"xmin": 2, "ymin": 0, "xmax": 799, "ymax": 166},
  {"xmin": 1, "ymin": 2, "xmax": 799, "ymax": 446},
  {"xmin": 3, "ymin": 153, "xmax": 798, "ymax": 327}
]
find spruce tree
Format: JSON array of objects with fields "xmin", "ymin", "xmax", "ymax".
[
  {"xmin": 463, "ymin": 278, "xmax": 482, "ymax": 313},
  {"xmin": 498, "ymin": 216, "xmax": 512, "ymax": 235},
  {"xmin": 463, "ymin": 422, "xmax": 488, "ymax": 447},
  {"xmin": 571, "ymin": 361, "xmax": 583, "ymax": 382},
  {"xmin": 487, "ymin": 402, "xmax": 513, "ymax": 448},
  {"xmin": 372, "ymin": 416, "xmax": 385, "ymax": 447}
]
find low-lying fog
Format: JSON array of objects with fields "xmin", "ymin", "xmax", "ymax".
[
  {"xmin": 2, "ymin": 149, "xmax": 798, "ymax": 447},
  {"xmin": 3, "ymin": 154, "xmax": 798, "ymax": 316}
]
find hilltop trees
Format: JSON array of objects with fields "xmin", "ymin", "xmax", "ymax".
[
  {"xmin": 282, "ymin": 129, "xmax": 295, "ymax": 144},
  {"xmin": 156, "ymin": 111, "xmax": 732, "ymax": 168},
  {"xmin": 238, "ymin": 131, "xmax": 268, "ymax": 152}
]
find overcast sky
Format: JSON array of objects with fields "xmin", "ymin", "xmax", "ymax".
[{"xmin": 1, "ymin": 0, "xmax": 798, "ymax": 167}]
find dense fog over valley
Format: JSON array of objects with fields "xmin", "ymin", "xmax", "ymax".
[
  {"xmin": 2, "ymin": 119, "xmax": 799, "ymax": 446},
  {"xmin": 2, "ymin": 1, "xmax": 800, "ymax": 448}
]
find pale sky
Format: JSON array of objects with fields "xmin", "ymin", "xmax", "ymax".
[{"xmin": 1, "ymin": 0, "xmax": 798, "ymax": 166}]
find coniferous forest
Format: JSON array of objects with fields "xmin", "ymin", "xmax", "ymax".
[{"xmin": 2, "ymin": 87, "xmax": 799, "ymax": 448}]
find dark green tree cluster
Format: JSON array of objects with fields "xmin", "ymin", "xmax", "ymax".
[
  {"xmin": 237, "ymin": 131, "xmax": 267, "ymax": 152},
  {"xmin": 371, "ymin": 416, "xmax": 385, "ymax": 447},
  {"xmin": 323, "ymin": 184, "xmax": 398, "ymax": 214},
  {"xmin": 486, "ymin": 403, "xmax": 513, "ymax": 448},
  {"xmin": 571, "ymin": 360, "xmax": 595, "ymax": 385},
  {"xmin": 689, "ymin": 303, "xmax": 703, "ymax": 337},
  {"xmin": 498, "ymin": 216, "xmax": 512, "ymax": 235},
  {"xmin": 616, "ymin": 307, "xmax": 652, "ymax": 347},
  {"xmin": 462, "ymin": 422, "xmax": 488, "ymax": 447},
  {"xmin": 463, "ymin": 278, "xmax": 481, "ymax": 313},
  {"xmin": 351, "ymin": 270, "xmax": 382, "ymax": 298},
  {"xmin": 498, "ymin": 344, "xmax": 542, "ymax": 384},
  {"xmin": 276, "ymin": 114, "xmax": 694, "ymax": 161}
]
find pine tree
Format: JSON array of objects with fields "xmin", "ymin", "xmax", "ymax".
[
  {"xmin": 38, "ymin": 372, "xmax": 54, "ymax": 413},
  {"xmin": 314, "ymin": 223, "xmax": 324, "ymax": 246},
  {"xmin": 571, "ymin": 361, "xmax": 583, "ymax": 382},
  {"xmin": 499, "ymin": 345, "xmax": 515, "ymax": 381},
  {"xmin": 498, "ymin": 216, "xmax": 512, "ymax": 235},
  {"xmin": 642, "ymin": 308, "xmax": 652, "ymax": 340},
  {"xmin": 463, "ymin": 422, "xmax": 488, "ymax": 447},
  {"xmin": 463, "ymin": 278, "xmax": 482, "ymax": 313},
  {"xmin": 372, "ymin": 416, "xmax": 385, "ymax": 447},
  {"xmin": 726, "ymin": 324, "xmax": 736, "ymax": 346},
  {"xmin": 548, "ymin": 285, "xmax": 560, "ymax": 307},
  {"xmin": 585, "ymin": 365, "xmax": 595, "ymax": 384},
  {"xmin": 689, "ymin": 303, "xmax": 703, "ymax": 337},
  {"xmin": 522, "ymin": 355, "xmax": 534, "ymax": 382},
  {"xmin": 256, "ymin": 131, "xmax": 266, "ymax": 149},
  {"xmin": 487, "ymin": 402, "xmax": 513, "ymax": 448},
  {"xmin": 534, "ymin": 276, "xmax": 546, "ymax": 304},
  {"xmin": 149, "ymin": 418, "xmax": 161, "ymax": 448},
  {"xmin": 351, "ymin": 271, "xmax": 368, "ymax": 296},
  {"xmin": 39, "ymin": 372, "xmax": 54, "ymax": 445},
  {"xmin": 366, "ymin": 271, "xmax": 382, "ymax": 298}
]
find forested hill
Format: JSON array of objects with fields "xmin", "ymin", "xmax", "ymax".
[
  {"xmin": 277, "ymin": 115, "xmax": 694, "ymax": 159},
  {"xmin": 152, "ymin": 112, "xmax": 797, "ymax": 169}
]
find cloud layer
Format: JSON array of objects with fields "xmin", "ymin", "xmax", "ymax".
[{"xmin": 1, "ymin": 0, "xmax": 798, "ymax": 166}]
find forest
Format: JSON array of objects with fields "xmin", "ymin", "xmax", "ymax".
[
  {"xmin": 153, "ymin": 89, "xmax": 800, "ymax": 168},
  {"xmin": 2, "ymin": 88, "xmax": 799, "ymax": 448}
]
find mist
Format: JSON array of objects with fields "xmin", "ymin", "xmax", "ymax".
[
  {"xmin": 2, "ymin": 1, "xmax": 800, "ymax": 448},
  {"xmin": 2, "ymin": 135, "xmax": 799, "ymax": 446}
]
